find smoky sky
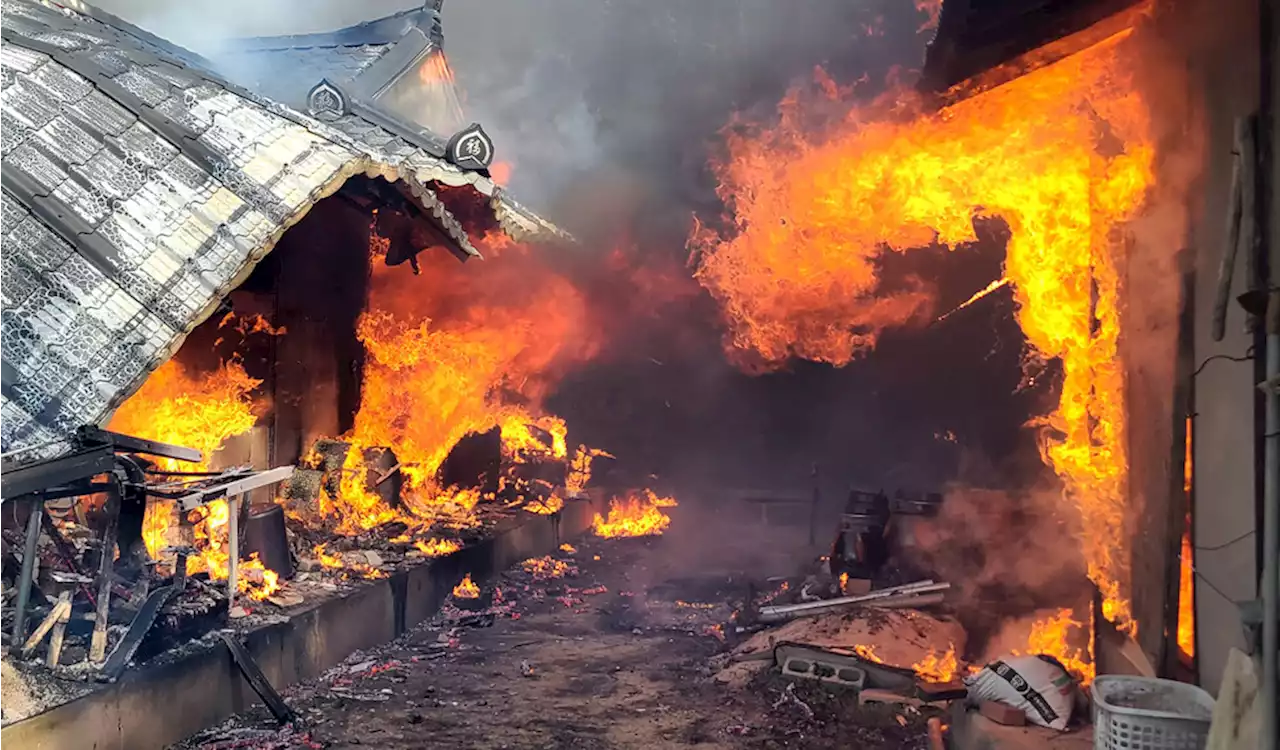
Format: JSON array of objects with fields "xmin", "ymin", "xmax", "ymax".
[{"xmin": 91, "ymin": 0, "xmax": 929, "ymax": 223}]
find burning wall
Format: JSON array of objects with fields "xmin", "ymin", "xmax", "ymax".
[{"xmin": 690, "ymin": 9, "xmax": 1196, "ymax": 671}]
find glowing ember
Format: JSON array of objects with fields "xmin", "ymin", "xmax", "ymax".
[
  {"xmin": 1022, "ymin": 609, "xmax": 1093, "ymax": 683},
  {"xmin": 521, "ymin": 556, "xmax": 573, "ymax": 580},
  {"xmin": 453, "ymin": 574, "xmax": 481, "ymax": 599},
  {"xmin": 912, "ymin": 643, "xmax": 960, "ymax": 683},
  {"xmin": 524, "ymin": 495, "xmax": 565, "ymax": 515},
  {"xmin": 560, "ymin": 543, "xmax": 578, "ymax": 554},
  {"xmin": 415, "ymin": 538, "xmax": 462, "ymax": 558},
  {"xmin": 592, "ymin": 490, "xmax": 677, "ymax": 538},
  {"xmin": 839, "ymin": 572, "xmax": 849, "ymax": 593},
  {"xmin": 692, "ymin": 30, "xmax": 1155, "ymax": 637}
]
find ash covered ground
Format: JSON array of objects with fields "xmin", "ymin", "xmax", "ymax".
[{"xmin": 174, "ymin": 512, "xmax": 933, "ymax": 750}]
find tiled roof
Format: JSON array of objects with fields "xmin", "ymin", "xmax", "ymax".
[
  {"xmin": 219, "ymin": 43, "xmax": 396, "ymax": 110},
  {"xmin": 0, "ymin": 0, "xmax": 563, "ymax": 464}
]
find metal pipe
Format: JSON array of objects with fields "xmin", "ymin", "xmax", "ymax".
[
  {"xmin": 1261, "ymin": 323, "xmax": 1278, "ymax": 750},
  {"xmin": 9, "ymin": 501, "xmax": 43, "ymax": 653},
  {"xmin": 758, "ymin": 580, "xmax": 947, "ymax": 623}
]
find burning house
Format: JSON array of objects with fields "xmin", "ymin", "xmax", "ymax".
[{"xmin": 2, "ymin": 0, "xmax": 1276, "ymax": 746}]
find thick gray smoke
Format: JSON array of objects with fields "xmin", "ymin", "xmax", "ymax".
[{"xmin": 92, "ymin": 0, "xmax": 927, "ymax": 225}]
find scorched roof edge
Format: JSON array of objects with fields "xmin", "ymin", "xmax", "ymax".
[
  {"xmin": 220, "ymin": 2, "xmax": 441, "ymax": 52},
  {"xmin": 0, "ymin": 0, "xmax": 564, "ymax": 465},
  {"xmin": 920, "ymin": 0, "xmax": 1147, "ymax": 93}
]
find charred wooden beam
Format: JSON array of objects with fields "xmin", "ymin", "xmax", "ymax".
[
  {"xmin": 8, "ymin": 500, "xmax": 44, "ymax": 654},
  {"xmin": 76, "ymin": 426, "xmax": 202, "ymax": 465},
  {"xmin": 219, "ymin": 632, "xmax": 297, "ymax": 725}
]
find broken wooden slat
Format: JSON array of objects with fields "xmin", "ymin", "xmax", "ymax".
[
  {"xmin": 218, "ymin": 632, "xmax": 296, "ymax": 725},
  {"xmin": 46, "ymin": 592, "xmax": 72, "ymax": 668},
  {"xmin": 21, "ymin": 591, "xmax": 71, "ymax": 657}
]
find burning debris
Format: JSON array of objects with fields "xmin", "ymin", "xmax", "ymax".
[
  {"xmin": 452, "ymin": 575, "xmax": 481, "ymax": 600},
  {"xmin": 592, "ymin": 490, "xmax": 678, "ymax": 538}
]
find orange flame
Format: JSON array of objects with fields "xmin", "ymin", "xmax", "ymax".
[
  {"xmin": 692, "ymin": 30, "xmax": 1154, "ymax": 637},
  {"xmin": 524, "ymin": 495, "xmax": 564, "ymax": 515},
  {"xmin": 592, "ymin": 490, "xmax": 678, "ymax": 538},
  {"xmin": 913, "ymin": 643, "xmax": 960, "ymax": 683},
  {"xmin": 108, "ymin": 359, "xmax": 261, "ymax": 560},
  {"xmin": 453, "ymin": 573, "xmax": 481, "ymax": 599},
  {"xmin": 324, "ymin": 233, "xmax": 599, "ymax": 532},
  {"xmin": 415, "ymin": 538, "xmax": 462, "ymax": 557},
  {"xmin": 1022, "ymin": 609, "xmax": 1093, "ymax": 683},
  {"xmin": 1177, "ymin": 417, "xmax": 1194, "ymax": 658},
  {"xmin": 490, "ymin": 160, "xmax": 513, "ymax": 186},
  {"xmin": 567, "ymin": 446, "xmax": 614, "ymax": 495},
  {"xmin": 853, "ymin": 644, "xmax": 883, "ymax": 663},
  {"xmin": 183, "ymin": 499, "xmax": 280, "ymax": 601}
]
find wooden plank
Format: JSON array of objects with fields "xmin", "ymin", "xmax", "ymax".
[{"xmin": 46, "ymin": 592, "xmax": 71, "ymax": 668}]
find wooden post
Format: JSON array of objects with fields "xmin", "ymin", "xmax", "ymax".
[
  {"xmin": 90, "ymin": 482, "xmax": 120, "ymax": 663},
  {"xmin": 9, "ymin": 501, "xmax": 44, "ymax": 653}
]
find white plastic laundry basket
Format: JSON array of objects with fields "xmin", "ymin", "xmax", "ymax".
[{"xmin": 1092, "ymin": 675, "xmax": 1214, "ymax": 750}]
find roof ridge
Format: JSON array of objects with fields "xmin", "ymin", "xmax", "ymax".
[{"xmin": 218, "ymin": 3, "xmax": 440, "ymax": 52}]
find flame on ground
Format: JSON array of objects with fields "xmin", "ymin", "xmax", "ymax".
[
  {"xmin": 853, "ymin": 644, "xmax": 883, "ymax": 663},
  {"xmin": 913, "ymin": 643, "xmax": 960, "ymax": 683},
  {"xmin": 691, "ymin": 28, "xmax": 1155, "ymax": 642},
  {"xmin": 415, "ymin": 538, "xmax": 462, "ymax": 558},
  {"xmin": 453, "ymin": 574, "xmax": 481, "ymax": 599},
  {"xmin": 592, "ymin": 490, "xmax": 678, "ymax": 538}
]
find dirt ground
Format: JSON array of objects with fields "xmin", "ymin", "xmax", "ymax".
[{"xmin": 176, "ymin": 515, "xmax": 932, "ymax": 750}]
